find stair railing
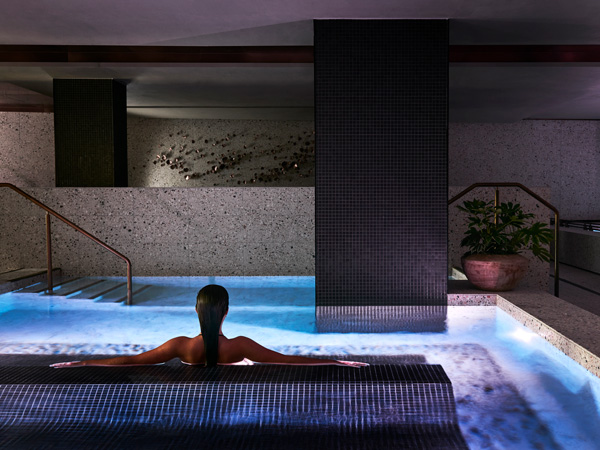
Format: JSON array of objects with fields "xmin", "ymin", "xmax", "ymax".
[
  {"xmin": 448, "ymin": 182, "xmax": 559, "ymax": 297},
  {"xmin": 0, "ymin": 183, "xmax": 133, "ymax": 305}
]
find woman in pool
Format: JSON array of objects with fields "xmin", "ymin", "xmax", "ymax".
[{"xmin": 51, "ymin": 284, "xmax": 366, "ymax": 368}]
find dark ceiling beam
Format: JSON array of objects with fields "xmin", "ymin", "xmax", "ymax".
[
  {"xmin": 0, "ymin": 45, "xmax": 314, "ymax": 64},
  {"xmin": 0, "ymin": 104, "xmax": 53, "ymax": 112},
  {"xmin": 2, "ymin": 45, "xmax": 600, "ymax": 64},
  {"xmin": 449, "ymin": 45, "xmax": 600, "ymax": 63}
]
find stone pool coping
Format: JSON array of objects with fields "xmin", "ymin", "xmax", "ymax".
[{"xmin": 449, "ymin": 280, "xmax": 600, "ymax": 378}]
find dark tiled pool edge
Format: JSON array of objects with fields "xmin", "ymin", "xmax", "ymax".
[{"xmin": 449, "ymin": 286, "xmax": 600, "ymax": 378}]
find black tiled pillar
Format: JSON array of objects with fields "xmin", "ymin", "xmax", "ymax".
[
  {"xmin": 314, "ymin": 20, "xmax": 448, "ymax": 330},
  {"xmin": 53, "ymin": 79, "xmax": 127, "ymax": 187}
]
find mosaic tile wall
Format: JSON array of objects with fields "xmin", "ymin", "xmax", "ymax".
[
  {"xmin": 314, "ymin": 19, "xmax": 449, "ymax": 307},
  {"xmin": 53, "ymin": 80, "xmax": 127, "ymax": 187}
]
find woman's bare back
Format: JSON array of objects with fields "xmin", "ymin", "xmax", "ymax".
[
  {"xmin": 51, "ymin": 334, "xmax": 367, "ymax": 368},
  {"xmin": 178, "ymin": 335, "xmax": 248, "ymax": 365}
]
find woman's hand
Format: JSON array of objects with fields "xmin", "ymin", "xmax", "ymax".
[
  {"xmin": 227, "ymin": 358, "xmax": 255, "ymax": 366},
  {"xmin": 336, "ymin": 360, "xmax": 369, "ymax": 368},
  {"xmin": 50, "ymin": 361, "xmax": 83, "ymax": 368}
]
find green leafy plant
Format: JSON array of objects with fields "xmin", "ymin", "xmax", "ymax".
[{"xmin": 457, "ymin": 199, "xmax": 553, "ymax": 262}]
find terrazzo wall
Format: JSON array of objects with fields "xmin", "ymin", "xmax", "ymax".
[
  {"xmin": 0, "ymin": 112, "xmax": 54, "ymax": 187},
  {"xmin": 450, "ymin": 120, "xmax": 600, "ymax": 220},
  {"xmin": 0, "ymin": 183, "xmax": 555, "ymax": 284},
  {"xmin": 449, "ymin": 186, "xmax": 552, "ymax": 291},
  {"xmin": 0, "ymin": 187, "xmax": 314, "ymax": 277}
]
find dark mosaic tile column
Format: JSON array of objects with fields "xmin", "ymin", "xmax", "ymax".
[
  {"xmin": 314, "ymin": 20, "xmax": 448, "ymax": 331},
  {"xmin": 54, "ymin": 79, "xmax": 127, "ymax": 187}
]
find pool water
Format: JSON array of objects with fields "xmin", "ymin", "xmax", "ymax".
[{"xmin": 1, "ymin": 276, "xmax": 599, "ymax": 449}]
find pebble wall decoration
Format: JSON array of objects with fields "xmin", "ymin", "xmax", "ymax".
[{"xmin": 128, "ymin": 118, "xmax": 315, "ymax": 187}]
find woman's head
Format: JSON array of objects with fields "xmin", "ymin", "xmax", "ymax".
[
  {"xmin": 196, "ymin": 284, "xmax": 229, "ymax": 366},
  {"xmin": 196, "ymin": 284, "xmax": 229, "ymax": 320}
]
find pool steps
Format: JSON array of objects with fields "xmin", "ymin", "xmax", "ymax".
[
  {"xmin": 1, "ymin": 270, "xmax": 151, "ymax": 304},
  {"xmin": 0, "ymin": 267, "xmax": 62, "ymax": 295}
]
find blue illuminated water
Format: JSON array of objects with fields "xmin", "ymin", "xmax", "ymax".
[{"xmin": 1, "ymin": 275, "xmax": 599, "ymax": 449}]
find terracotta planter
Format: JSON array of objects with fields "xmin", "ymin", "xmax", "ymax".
[{"xmin": 461, "ymin": 254, "xmax": 529, "ymax": 291}]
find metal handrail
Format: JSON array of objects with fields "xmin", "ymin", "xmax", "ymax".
[
  {"xmin": 556, "ymin": 218, "xmax": 600, "ymax": 232},
  {"xmin": 0, "ymin": 183, "xmax": 133, "ymax": 305},
  {"xmin": 448, "ymin": 182, "xmax": 559, "ymax": 297}
]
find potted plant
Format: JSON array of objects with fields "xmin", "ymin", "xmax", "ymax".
[{"xmin": 457, "ymin": 199, "xmax": 553, "ymax": 291}]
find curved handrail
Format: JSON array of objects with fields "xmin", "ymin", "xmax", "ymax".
[
  {"xmin": 448, "ymin": 182, "xmax": 559, "ymax": 297},
  {"xmin": 0, "ymin": 183, "xmax": 133, "ymax": 305}
]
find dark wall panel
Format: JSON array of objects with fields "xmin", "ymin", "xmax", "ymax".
[
  {"xmin": 54, "ymin": 79, "xmax": 127, "ymax": 187},
  {"xmin": 315, "ymin": 20, "xmax": 448, "ymax": 309}
]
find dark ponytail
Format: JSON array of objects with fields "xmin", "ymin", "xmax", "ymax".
[{"xmin": 196, "ymin": 285, "xmax": 229, "ymax": 367}]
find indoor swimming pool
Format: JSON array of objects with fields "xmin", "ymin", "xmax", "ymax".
[{"xmin": 1, "ymin": 276, "xmax": 600, "ymax": 449}]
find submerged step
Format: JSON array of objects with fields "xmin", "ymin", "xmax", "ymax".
[
  {"xmin": 16, "ymin": 276, "xmax": 76, "ymax": 294},
  {"xmin": 68, "ymin": 280, "xmax": 126, "ymax": 300},
  {"xmin": 94, "ymin": 283, "xmax": 151, "ymax": 303},
  {"xmin": 44, "ymin": 278, "xmax": 105, "ymax": 297},
  {"xmin": 0, "ymin": 268, "xmax": 62, "ymax": 296},
  {"xmin": 0, "ymin": 268, "xmax": 46, "ymax": 283}
]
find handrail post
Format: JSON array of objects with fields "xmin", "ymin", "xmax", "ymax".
[
  {"xmin": 45, "ymin": 212, "xmax": 53, "ymax": 293},
  {"xmin": 494, "ymin": 187, "xmax": 500, "ymax": 224},
  {"xmin": 554, "ymin": 211, "xmax": 560, "ymax": 297},
  {"xmin": 126, "ymin": 260, "xmax": 133, "ymax": 306}
]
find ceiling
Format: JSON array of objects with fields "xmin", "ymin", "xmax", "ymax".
[{"xmin": 1, "ymin": 0, "xmax": 600, "ymax": 122}]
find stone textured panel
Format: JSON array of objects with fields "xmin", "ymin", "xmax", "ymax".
[
  {"xmin": 0, "ymin": 187, "xmax": 315, "ymax": 277},
  {"xmin": 449, "ymin": 120, "xmax": 600, "ymax": 220},
  {"xmin": 0, "ymin": 112, "xmax": 55, "ymax": 187}
]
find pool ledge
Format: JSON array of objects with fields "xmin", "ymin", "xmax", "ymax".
[{"xmin": 449, "ymin": 281, "xmax": 600, "ymax": 378}]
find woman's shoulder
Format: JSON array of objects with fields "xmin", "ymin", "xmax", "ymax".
[
  {"xmin": 227, "ymin": 336, "xmax": 256, "ymax": 346},
  {"xmin": 165, "ymin": 335, "xmax": 200, "ymax": 353},
  {"xmin": 168, "ymin": 335, "xmax": 196, "ymax": 344}
]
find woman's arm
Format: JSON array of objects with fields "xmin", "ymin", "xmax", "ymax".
[
  {"xmin": 50, "ymin": 337, "xmax": 188, "ymax": 368},
  {"xmin": 235, "ymin": 337, "xmax": 368, "ymax": 367}
]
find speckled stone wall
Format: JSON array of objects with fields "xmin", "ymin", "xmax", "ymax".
[
  {"xmin": 449, "ymin": 186, "xmax": 552, "ymax": 291},
  {"xmin": 127, "ymin": 117, "xmax": 314, "ymax": 187},
  {"xmin": 0, "ymin": 112, "xmax": 54, "ymax": 187},
  {"xmin": 450, "ymin": 121, "xmax": 600, "ymax": 220},
  {"xmin": 0, "ymin": 187, "xmax": 314, "ymax": 276}
]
